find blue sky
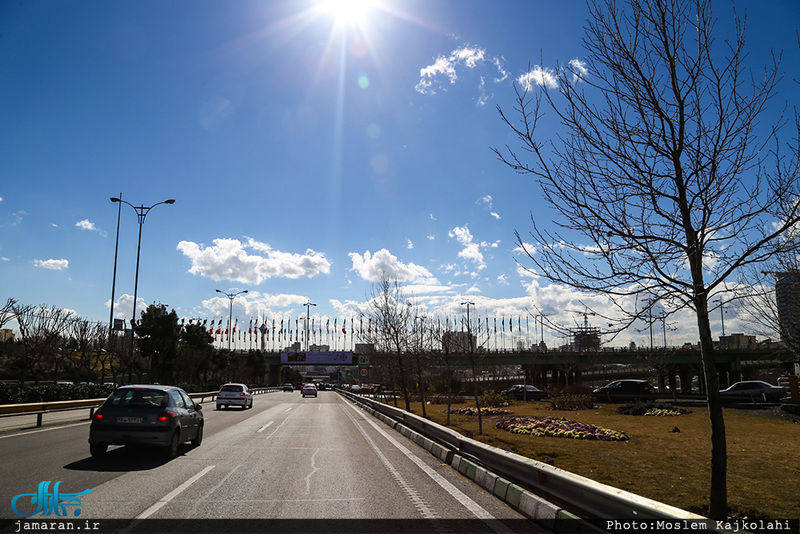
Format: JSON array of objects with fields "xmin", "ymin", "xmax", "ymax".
[{"xmin": 2, "ymin": 0, "xmax": 799, "ymax": 350}]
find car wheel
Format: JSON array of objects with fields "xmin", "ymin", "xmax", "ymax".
[
  {"xmin": 216, "ymin": 404, "xmax": 221, "ymax": 410},
  {"xmin": 164, "ymin": 431, "xmax": 180, "ymax": 459},
  {"xmin": 90, "ymin": 443, "xmax": 107, "ymax": 458},
  {"xmin": 191, "ymin": 424, "xmax": 203, "ymax": 447}
]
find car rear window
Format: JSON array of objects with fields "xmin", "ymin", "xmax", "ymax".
[
  {"xmin": 221, "ymin": 385, "xmax": 244, "ymax": 392},
  {"xmin": 106, "ymin": 389, "xmax": 168, "ymax": 408}
]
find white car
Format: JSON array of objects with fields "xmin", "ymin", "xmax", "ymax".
[
  {"xmin": 216, "ymin": 383, "xmax": 253, "ymax": 410},
  {"xmin": 719, "ymin": 381, "xmax": 785, "ymax": 403}
]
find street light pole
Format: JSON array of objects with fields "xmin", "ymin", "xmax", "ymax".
[
  {"xmin": 217, "ymin": 289, "xmax": 248, "ymax": 352},
  {"xmin": 110, "ymin": 197, "xmax": 175, "ymax": 329},
  {"xmin": 108, "ymin": 192, "xmax": 122, "ymax": 337},
  {"xmin": 304, "ymin": 302, "xmax": 316, "ymax": 351}
]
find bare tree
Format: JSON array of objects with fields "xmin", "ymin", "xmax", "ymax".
[
  {"xmin": 494, "ymin": 0, "xmax": 800, "ymax": 518},
  {"xmin": 359, "ymin": 274, "xmax": 416, "ymax": 412},
  {"xmin": 11, "ymin": 303, "xmax": 75, "ymax": 383}
]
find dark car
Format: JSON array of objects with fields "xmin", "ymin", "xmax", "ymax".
[
  {"xmin": 503, "ymin": 384, "xmax": 547, "ymax": 401},
  {"xmin": 719, "ymin": 381, "xmax": 786, "ymax": 403},
  {"xmin": 592, "ymin": 379, "xmax": 657, "ymax": 401},
  {"xmin": 282, "ymin": 383, "xmax": 294, "ymax": 392},
  {"xmin": 89, "ymin": 385, "xmax": 203, "ymax": 459}
]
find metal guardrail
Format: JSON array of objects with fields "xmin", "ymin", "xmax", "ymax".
[
  {"xmin": 338, "ymin": 389, "xmax": 712, "ymax": 528},
  {"xmin": 0, "ymin": 387, "xmax": 279, "ymax": 428}
]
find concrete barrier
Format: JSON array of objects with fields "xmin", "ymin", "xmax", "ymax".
[{"xmin": 338, "ymin": 389, "xmax": 715, "ymax": 531}]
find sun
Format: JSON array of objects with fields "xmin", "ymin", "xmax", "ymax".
[{"xmin": 318, "ymin": 0, "xmax": 375, "ymax": 27}]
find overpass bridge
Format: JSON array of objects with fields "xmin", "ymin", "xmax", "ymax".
[{"xmin": 255, "ymin": 346, "xmax": 797, "ymax": 393}]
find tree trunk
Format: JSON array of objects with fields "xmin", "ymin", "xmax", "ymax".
[{"xmin": 694, "ymin": 294, "xmax": 728, "ymax": 519}]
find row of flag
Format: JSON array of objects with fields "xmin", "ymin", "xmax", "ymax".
[{"xmin": 179, "ymin": 316, "xmax": 534, "ymax": 342}]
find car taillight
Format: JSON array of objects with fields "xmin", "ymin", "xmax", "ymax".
[
  {"xmin": 157, "ymin": 411, "xmax": 175, "ymax": 422},
  {"xmin": 93, "ymin": 411, "xmax": 104, "ymax": 420},
  {"xmin": 240, "ymin": 392, "xmax": 245, "ymax": 396}
]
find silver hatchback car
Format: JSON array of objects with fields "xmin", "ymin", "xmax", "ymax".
[
  {"xmin": 88, "ymin": 385, "xmax": 204, "ymax": 459},
  {"xmin": 216, "ymin": 383, "xmax": 253, "ymax": 410}
]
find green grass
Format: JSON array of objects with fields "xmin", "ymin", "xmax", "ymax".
[{"xmin": 403, "ymin": 400, "xmax": 800, "ymax": 520}]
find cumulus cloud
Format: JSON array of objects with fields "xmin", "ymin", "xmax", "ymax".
[
  {"xmin": 416, "ymin": 44, "xmax": 507, "ymax": 100},
  {"xmin": 34, "ymin": 258, "xmax": 69, "ymax": 270},
  {"xmin": 517, "ymin": 66, "xmax": 558, "ymax": 90},
  {"xmin": 569, "ymin": 58, "xmax": 589, "ymax": 83},
  {"xmin": 177, "ymin": 237, "xmax": 331, "ymax": 284},
  {"xmin": 449, "ymin": 226, "xmax": 486, "ymax": 270},
  {"xmin": 349, "ymin": 249, "xmax": 435, "ymax": 283}
]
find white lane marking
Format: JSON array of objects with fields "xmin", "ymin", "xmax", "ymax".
[
  {"xmin": 256, "ymin": 421, "xmax": 274, "ymax": 433},
  {"xmin": 135, "ymin": 465, "xmax": 215, "ymax": 520},
  {"xmin": 344, "ymin": 402, "xmax": 511, "ymax": 532},
  {"xmin": 342, "ymin": 406, "xmax": 439, "ymax": 521},
  {"xmin": 0, "ymin": 420, "xmax": 88, "ymax": 439}
]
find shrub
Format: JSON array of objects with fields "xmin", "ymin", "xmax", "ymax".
[
  {"xmin": 547, "ymin": 388, "xmax": 595, "ymax": 411},
  {"xmin": 480, "ymin": 389, "xmax": 512, "ymax": 407},
  {"xmin": 449, "ymin": 407, "xmax": 513, "ymax": 416},
  {"xmin": 617, "ymin": 402, "xmax": 692, "ymax": 416}
]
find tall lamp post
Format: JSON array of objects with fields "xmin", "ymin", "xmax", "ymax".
[
  {"xmin": 110, "ymin": 197, "xmax": 176, "ymax": 330},
  {"xmin": 304, "ymin": 302, "xmax": 316, "ymax": 351},
  {"xmin": 108, "ymin": 192, "xmax": 123, "ymax": 337},
  {"xmin": 217, "ymin": 289, "xmax": 248, "ymax": 352}
]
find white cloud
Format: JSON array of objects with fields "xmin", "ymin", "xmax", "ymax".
[
  {"xmin": 517, "ymin": 66, "xmax": 558, "ymax": 90},
  {"xmin": 569, "ymin": 58, "xmax": 588, "ymax": 83},
  {"xmin": 349, "ymin": 249, "xmax": 435, "ymax": 283},
  {"xmin": 417, "ymin": 45, "xmax": 502, "ymax": 97},
  {"xmin": 34, "ymin": 258, "xmax": 68, "ymax": 270},
  {"xmin": 177, "ymin": 237, "xmax": 331, "ymax": 284},
  {"xmin": 491, "ymin": 212, "xmax": 501, "ymax": 220},
  {"xmin": 407, "ymin": 239, "xmax": 414, "ymax": 249},
  {"xmin": 449, "ymin": 226, "xmax": 486, "ymax": 270},
  {"xmin": 75, "ymin": 219, "xmax": 107, "ymax": 237}
]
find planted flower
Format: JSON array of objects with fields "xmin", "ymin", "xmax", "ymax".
[
  {"xmin": 450, "ymin": 407, "xmax": 513, "ymax": 416},
  {"xmin": 496, "ymin": 416, "xmax": 629, "ymax": 442}
]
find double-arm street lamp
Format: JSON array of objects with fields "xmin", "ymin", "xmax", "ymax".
[
  {"xmin": 216, "ymin": 289, "xmax": 248, "ymax": 352},
  {"xmin": 110, "ymin": 197, "xmax": 176, "ymax": 330}
]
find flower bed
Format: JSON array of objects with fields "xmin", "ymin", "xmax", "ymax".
[
  {"xmin": 496, "ymin": 416, "xmax": 629, "ymax": 441},
  {"xmin": 617, "ymin": 402, "xmax": 692, "ymax": 416},
  {"xmin": 449, "ymin": 407, "xmax": 513, "ymax": 416}
]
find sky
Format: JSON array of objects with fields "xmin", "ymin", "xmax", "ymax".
[{"xmin": 2, "ymin": 0, "xmax": 799, "ymax": 351}]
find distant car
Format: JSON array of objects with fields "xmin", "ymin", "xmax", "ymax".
[
  {"xmin": 301, "ymin": 384, "xmax": 317, "ymax": 398},
  {"xmin": 503, "ymin": 384, "xmax": 547, "ymax": 401},
  {"xmin": 350, "ymin": 385, "xmax": 361, "ymax": 393},
  {"xmin": 593, "ymin": 379, "xmax": 656, "ymax": 401},
  {"xmin": 216, "ymin": 383, "xmax": 253, "ymax": 410},
  {"xmin": 89, "ymin": 385, "xmax": 203, "ymax": 459},
  {"xmin": 282, "ymin": 384, "xmax": 294, "ymax": 392},
  {"xmin": 719, "ymin": 381, "xmax": 786, "ymax": 403}
]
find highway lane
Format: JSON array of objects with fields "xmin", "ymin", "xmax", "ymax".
[{"xmin": 0, "ymin": 391, "xmax": 544, "ymax": 532}]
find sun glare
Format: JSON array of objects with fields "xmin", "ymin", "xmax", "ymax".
[{"xmin": 319, "ymin": 0, "xmax": 374, "ymax": 26}]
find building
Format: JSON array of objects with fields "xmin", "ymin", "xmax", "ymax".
[
  {"xmin": 775, "ymin": 271, "xmax": 800, "ymax": 348},
  {"xmin": 442, "ymin": 331, "xmax": 477, "ymax": 352},
  {"xmin": 718, "ymin": 333, "xmax": 756, "ymax": 349},
  {"xmin": 0, "ymin": 329, "xmax": 14, "ymax": 343}
]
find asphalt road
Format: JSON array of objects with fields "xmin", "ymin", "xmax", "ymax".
[{"xmin": 0, "ymin": 391, "xmax": 544, "ymax": 533}]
